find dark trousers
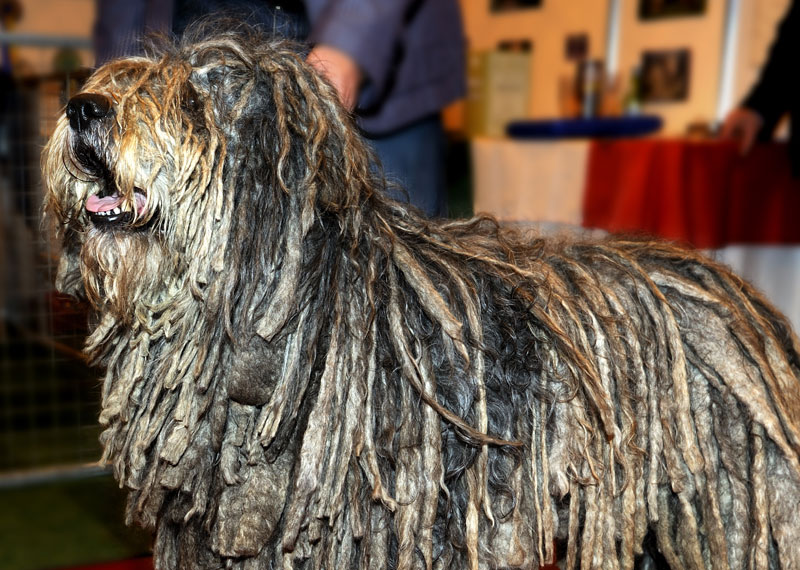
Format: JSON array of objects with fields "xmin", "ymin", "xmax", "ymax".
[{"xmin": 367, "ymin": 114, "xmax": 448, "ymax": 218}]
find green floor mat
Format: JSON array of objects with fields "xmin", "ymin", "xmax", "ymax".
[{"xmin": 1, "ymin": 473, "xmax": 151, "ymax": 570}]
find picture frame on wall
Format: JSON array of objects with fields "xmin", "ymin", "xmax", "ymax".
[
  {"xmin": 639, "ymin": 49, "xmax": 691, "ymax": 102},
  {"xmin": 639, "ymin": 0, "xmax": 706, "ymax": 20},
  {"xmin": 498, "ymin": 39, "xmax": 533, "ymax": 52},
  {"xmin": 491, "ymin": 0, "xmax": 543, "ymax": 13},
  {"xmin": 564, "ymin": 34, "xmax": 589, "ymax": 61}
]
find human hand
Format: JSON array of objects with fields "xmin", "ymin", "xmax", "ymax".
[
  {"xmin": 720, "ymin": 107, "xmax": 764, "ymax": 155},
  {"xmin": 307, "ymin": 45, "xmax": 363, "ymax": 111}
]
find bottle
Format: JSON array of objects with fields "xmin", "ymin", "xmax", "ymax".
[{"xmin": 624, "ymin": 66, "xmax": 642, "ymax": 116}]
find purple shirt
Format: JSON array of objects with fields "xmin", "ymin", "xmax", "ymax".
[
  {"xmin": 305, "ymin": 0, "xmax": 466, "ymax": 134},
  {"xmin": 94, "ymin": 0, "xmax": 466, "ymax": 134}
]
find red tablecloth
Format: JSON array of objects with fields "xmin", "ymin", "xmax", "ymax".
[{"xmin": 583, "ymin": 139, "xmax": 800, "ymax": 248}]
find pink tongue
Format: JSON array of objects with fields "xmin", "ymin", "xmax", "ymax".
[
  {"xmin": 86, "ymin": 194, "xmax": 123, "ymax": 213},
  {"xmin": 85, "ymin": 193, "xmax": 147, "ymax": 214}
]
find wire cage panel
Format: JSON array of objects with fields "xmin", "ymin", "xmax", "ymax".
[{"xmin": 0, "ymin": 69, "xmax": 101, "ymax": 475}]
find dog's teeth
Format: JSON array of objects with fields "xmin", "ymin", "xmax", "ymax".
[{"xmin": 113, "ymin": 207, "xmax": 121, "ymax": 215}]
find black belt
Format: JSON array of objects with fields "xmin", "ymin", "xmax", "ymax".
[
  {"xmin": 173, "ymin": 0, "xmax": 309, "ymax": 40},
  {"xmin": 267, "ymin": 0, "xmax": 306, "ymax": 15}
]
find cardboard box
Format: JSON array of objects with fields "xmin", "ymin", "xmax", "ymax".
[{"xmin": 466, "ymin": 50, "xmax": 531, "ymax": 137}]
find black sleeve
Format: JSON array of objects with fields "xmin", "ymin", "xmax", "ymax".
[{"xmin": 742, "ymin": 0, "xmax": 800, "ymax": 134}]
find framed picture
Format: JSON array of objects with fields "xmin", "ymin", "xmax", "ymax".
[
  {"xmin": 639, "ymin": 49, "xmax": 691, "ymax": 102},
  {"xmin": 498, "ymin": 39, "xmax": 533, "ymax": 52},
  {"xmin": 491, "ymin": 0, "xmax": 543, "ymax": 13},
  {"xmin": 565, "ymin": 34, "xmax": 589, "ymax": 61},
  {"xmin": 639, "ymin": 0, "xmax": 706, "ymax": 20}
]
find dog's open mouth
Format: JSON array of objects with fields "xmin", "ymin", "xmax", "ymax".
[
  {"xmin": 85, "ymin": 188, "xmax": 147, "ymax": 226},
  {"xmin": 70, "ymin": 136, "xmax": 149, "ymax": 227}
]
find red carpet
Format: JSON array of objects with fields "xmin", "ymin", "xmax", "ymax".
[{"xmin": 63, "ymin": 558, "xmax": 152, "ymax": 570}]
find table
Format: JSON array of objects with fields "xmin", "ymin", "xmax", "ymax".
[
  {"xmin": 584, "ymin": 139, "xmax": 800, "ymax": 248},
  {"xmin": 471, "ymin": 137, "xmax": 800, "ymax": 332}
]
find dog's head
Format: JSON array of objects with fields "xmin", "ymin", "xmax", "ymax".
[{"xmin": 43, "ymin": 25, "xmax": 382, "ymax": 324}]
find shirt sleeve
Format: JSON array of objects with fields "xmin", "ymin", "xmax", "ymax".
[
  {"xmin": 94, "ymin": 0, "xmax": 173, "ymax": 65},
  {"xmin": 94, "ymin": 0, "xmax": 147, "ymax": 64},
  {"xmin": 303, "ymin": 0, "xmax": 420, "ymax": 107},
  {"xmin": 742, "ymin": 0, "xmax": 799, "ymax": 134}
]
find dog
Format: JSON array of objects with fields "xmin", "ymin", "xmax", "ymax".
[{"xmin": 43, "ymin": 24, "xmax": 800, "ymax": 570}]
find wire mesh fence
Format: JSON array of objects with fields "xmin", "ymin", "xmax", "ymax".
[{"xmin": 0, "ymin": 69, "xmax": 102, "ymax": 475}]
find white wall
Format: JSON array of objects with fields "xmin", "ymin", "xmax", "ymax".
[
  {"xmin": 460, "ymin": 0, "xmax": 611, "ymax": 119},
  {"xmin": 615, "ymin": 0, "xmax": 727, "ymax": 134},
  {"xmin": 460, "ymin": 0, "xmax": 792, "ymax": 136}
]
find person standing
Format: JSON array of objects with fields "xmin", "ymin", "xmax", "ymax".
[{"xmin": 94, "ymin": 0, "xmax": 466, "ymax": 217}]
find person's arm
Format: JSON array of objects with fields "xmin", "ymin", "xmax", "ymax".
[
  {"xmin": 742, "ymin": 0, "xmax": 799, "ymax": 131},
  {"xmin": 303, "ymin": 1, "xmax": 418, "ymax": 109},
  {"xmin": 721, "ymin": 0, "xmax": 798, "ymax": 153},
  {"xmin": 720, "ymin": 107, "xmax": 763, "ymax": 155}
]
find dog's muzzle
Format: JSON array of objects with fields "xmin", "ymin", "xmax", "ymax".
[
  {"xmin": 65, "ymin": 93, "xmax": 148, "ymax": 227},
  {"xmin": 66, "ymin": 93, "xmax": 112, "ymax": 133}
]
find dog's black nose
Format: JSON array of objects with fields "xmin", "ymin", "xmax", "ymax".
[{"xmin": 66, "ymin": 93, "xmax": 112, "ymax": 132}]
